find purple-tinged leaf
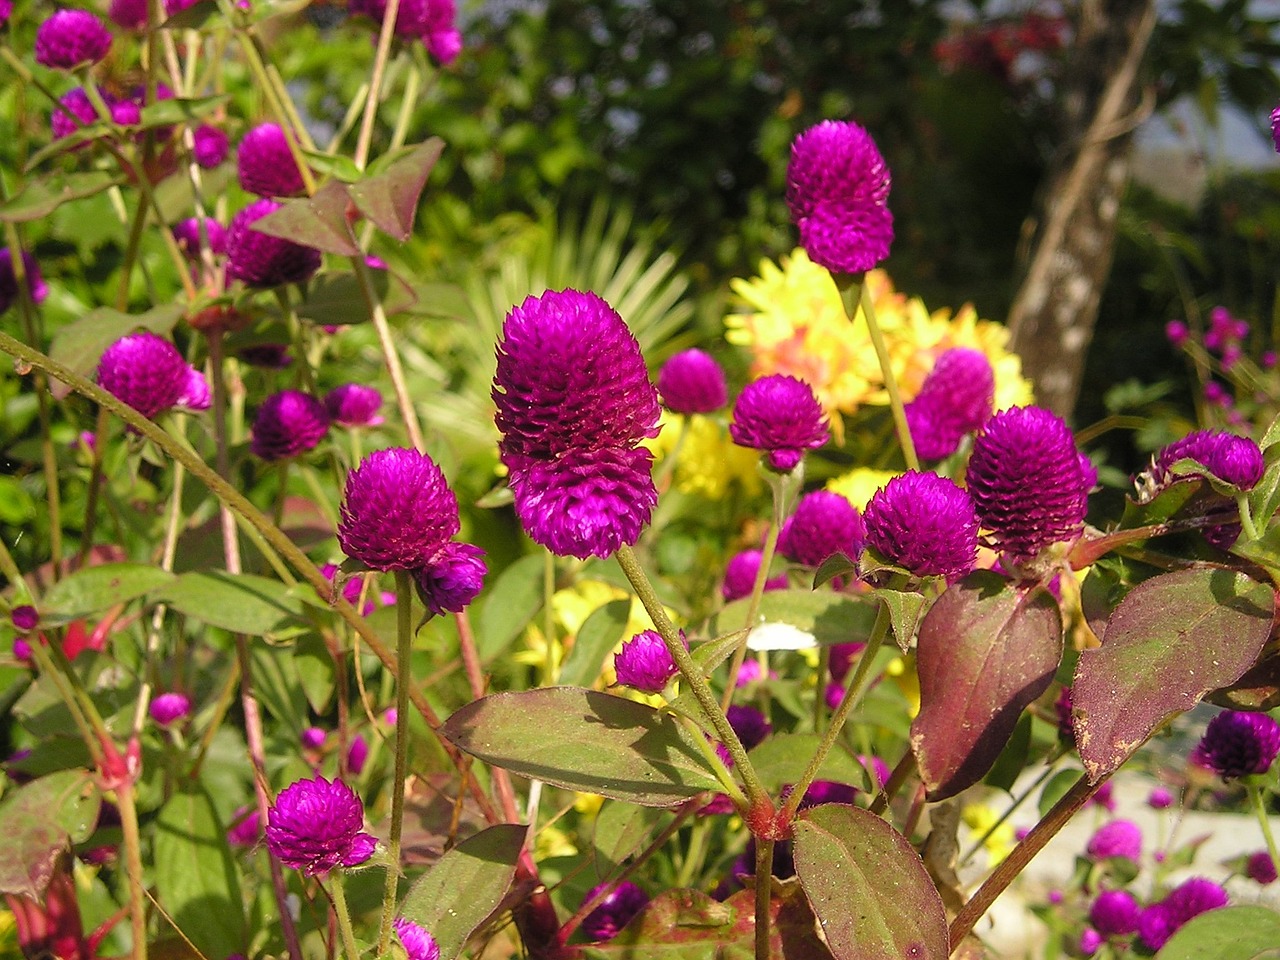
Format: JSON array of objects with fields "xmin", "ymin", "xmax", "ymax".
[
  {"xmin": 1073, "ymin": 567, "xmax": 1274, "ymax": 781},
  {"xmin": 910, "ymin": 572, "xmax": 1062, "ymax": 800},
  {"xmin": 348, "ymin": 138, "xmax": 443, "ymax": 240},
  {"xmin": 0, "ymin": 770, "xmax": 100, "ymax": 898},
  {"xmin": 794, "ymin": 803, "xmax": 948, "ymax": 960},
  {"xmin": 294, "ymin": 268, "xmax": 416, "ymax": 326},
  {"xmin": 252, "ymin": 179, "xmax": 359, "ymax": 255},
  {"xmin": 1207, "ymin": 647, "xmax": 1280, "ymax": 712},
  {"xmin": 441, "ymin": 688, "xmax": 723, "ymax": 806}
]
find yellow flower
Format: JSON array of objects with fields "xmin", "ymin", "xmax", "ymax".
[
  {"xmin": 962, "ymin": 804, "xmax": 1015, "ymax": 865},
  {"xmin": 574, "ymin": 792, "xmax": 605, "ymax": 816},
  {"xmin": 825, "ymin": 468, "xmax": 901, "ymax": 510},
  {"xmin": 645, "ymin": 412, "xmax": 763, "ymax": 499},
  {"xmin": 535, "ymin": 825, "xmax": 578, "ymax": 860}
]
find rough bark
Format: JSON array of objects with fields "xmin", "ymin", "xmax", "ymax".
[{"xmin": 1007, "ymin": 0, "xmax": 1157, "ymax": 419}]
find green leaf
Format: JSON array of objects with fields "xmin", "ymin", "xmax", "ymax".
[
  {"xmin": 294, "ymin": 632, "xmax": 336, "ymax": 714},
  {"xmin": 875, "ymin": 587, "xmax": 928, "ymax": 652},
  {"xmin": 398, "ymin": 823, "xmax": 525, "ymax": 960},
  {"xmin": 747, "ymin": 734, "xmax": 874, "ymax": 793},
  {"xmin": 476, "ymin": 553, "xmax": 546, "ymax": 661},
  {"xmin": 294, "ymin": 267, "xmax": 415, "ymax": 326},
  {"xmin": 160, "ymin": 0, "xmax": 218, "ymax": 28},
  {"xmin": 441, "ymin": 688, "xmax": 722, "ymax": 806},
  {"xmin": 710, "ymin": 589, "xmax": 878, "ymax": 648},
  {"xmin": 0, "ymin": 475, "xmax": 37, "ymax": 525},
  {"xmin": 593, "ymin": 802, "xmax": 666, "ymax": 881},
  {"xmin": 793, "ymin": 804, "xmax": 949, "ymax": 960},
  {"xmin": 813, "ymin": 552, "xmax": 857, "ymax": 589},
  {"xmin": 136, "ymin": 94, "xmax": 229, "ymax": 130},
  {"xmin": 154, "ymin": 787, "xmax": 248, "ymax": 960},
  {"xmin": 0, "ymin": 171, "xmax": 121, "ymax": 223},
  {"xmin": 983, "ymin": 712, "xmax": 1033, "ymax": 794},
  {"xmin": 301, "ymin": 149, "xmax": 364, "ymax": 184},
  {"xmin": 1249, "ymin": 436, "xmax": 1280, "ymax": 531},
  {"xmin": 349, "ymin": 138, "xmax": 444, "ymax": 240},
  {"xmin": 1073, "ymin": 568, "xmax": 1273, "ymax": 781},
  {"xmin": 1038, "ymin": 768, "xmax": 1084, "ymax": 819},
  {"xmin": 151, "ymin": 571, "xmax": 305, "ymax": 634},
  {"xmin": 559, "ymin": 599, "xmax": 630, "ymax": 686},
  {"xmin": 910, "ymin": 573, "xmax": 1062, "ymax": 801},
  {"xmin": 251, "ymin": 180, "xmax": 359, "ymax": 255},
  {"xmin": 688, "ymin": 630, "xmax": 748, "ymax": 675},
  {"xmin": 1156, "ymin": 905, "xmax": 1280, "ymax": 959},
  {"xmin": 0, "ymin": 769, "xmax": 100, "ymax": 898},
  {"xmin": 40, "ymin": 562, "xmax": 176, "ymax": 625},
  {"xmin": 47, "ymin": 303, "xmax": 185, "ymax": 400}
]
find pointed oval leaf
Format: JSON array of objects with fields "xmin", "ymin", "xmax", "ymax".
[
  {"xmin": 151, "ymin": 571, "xmax": 305, "ymax": 634},
  {"xmin": 399, "ymin": 823, "xmax": 526, "ymax": 960},
  {"xmin": 252, "ymin": 180, "xmax": 359, "ymax": 255},
  {"xmin": 441, "ymin": 688, "xmax": 722, "ymax": 806},
  {"xmin": 0, "ymin": 769, "xmax": 100, "ymax": 898},
  {"xmin": 1073, "ymin": 567, "xmax": 1274, "ymax": 782},
  {"xmin": 475, "ymin": 553, "xmax": 546, "ymax": 661},
  {"xmin": 592, "ymin": 802, "xmax": 666, "ymax": 881},
  {"xmin": 0, "ymin": 171, "xmax": 121, "ymax": 223},
  {"xmin": 910, "ymin": 572, "xmax": 1062, "ymax": 800},
  {"xmin": 41, "ymin": 562, "xmax": 177, "ymax": 625},
  {"xmin": 876, "ymin": 587, "xmax": 928, "ymax": 652},
  {"xmin": 559, "ymin": 599, "xmax": 631, "ymax": 687},
  {"xmin": 1155, "ymin": 905, "xmax": 1280, "ymax": 959},
  {"xmin": 711, "ymin": 589, "xmax": 878, "ymax": 648},
  {"xmin": 794, "ymin": 803, "xmax": 948, "ymax": 960},
  {"xmin": 349, "ymin": 138, "xmax": 444, "ymax": 240},
  {"xmin": 747, "ymin": 733, "xmax": 874, "ymax": 793}
]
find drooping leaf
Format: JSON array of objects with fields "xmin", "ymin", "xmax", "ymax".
[
  {"xmin": 747, "ymin": 734, "xmax": 874, "ymax": 793},
  {"xmin": 1037, "ymin": 768, "xmax": 1082, "ymax": 818},
  {"xmin": 1207, "ymin": 645, "xmax": 1280, "ymax": 712},
  {"xmin": 160, "ymin": 0, "xmax": 218, "ymax": 28},
  {"xmin": 398, "ymin": 823, "xmax": 525, "ymax": 960},
  {"xmin": 154, "ymin": 787, "xmax": 247, "ymax": 960},
  {"xmin": 294, "ymin": 268, "xmax": 415, "ymax": 326},
  {"xmin": 1155, "ymin": 905, "xmax": 1280, "ymax": 959},
  {"xmin": 1073, "ymin": 567, "xmax": 1273, "ymax": 781},
  {"xmin": 476, "ymin": 553, "xmax": 546, "ymax": 661},
  {"xmin": 0, "ymin": 171, "xmax": 121, "ymax": 223},
  {"xmin": 910, "ymin": 573, "xmax": 1062, "ymax": 800},
  {"xmin": 151, "ymin": 571, "xmax": 305, "ymax": 634},
  {"xmin": 441, "ymin": 688, "xmax": 722, "ymax": 806},
  {"xmin": 349, "ymin": 138, "xmax": 444, "ymax": 240},
  {"xmin": 252, "ymin": 180, "xmax": 359, "ymax": 255},
  {"xmin": 711, "ymin": 589, "xmax": 878, "ymax": 649},
  {"xmin": 301, "ymin": 149, "xmax": 364, "ymax": 184},
  {"xmin": 47, "ymin": 303, "xmax": 185, "ymax": 400},
  {"xmin": 559, "ymin": 599, "xmax": 631, "ymax": 686},
  {"xmin": 982, "ymin": 711, "xmax": 1033, "ymax": 794},
  {"xmin": 40, "ymin": 562, "xmax": 176, "ymax": 625},
  {"xmin": 0, "ymin": 770, "xmax": 100, "ymax": 898},
  {"xmin": 793, "ymin": 803, "xmax": 948, "ymax": 960}
]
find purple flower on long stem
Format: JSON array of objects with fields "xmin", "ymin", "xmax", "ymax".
[
  {"xmin": 325, "ymin": 383, "xmax": 384, "ymax": 427},
  {"xmin": 250, "ymin": 390, "xmax": 330, "ymax": 460},
  {"xmin": 192, "ymin": 124, "xmax": 229, "ymax": 168},
  {"xmin": 862, "ymin": 470, "xmax": 978, "ymax": 582},
  {"xmin": 338, "ymin": 447, "xmax": 460, "ymax": 570},
  {"xmin": 729, "ymin": 374, "xmax": 828, "ymax": 472},
  {"xmin": 35, "ymin": 10, "xmax": 112, "ymax": 69},
  {"xmin": 1192, "ymin": 710, "xmax": 1280, "ymax": 780},
  {"xmin": 149, "ymin": 692, "xmax": 191, "ymax": 727},
  {"xmin": 1089, "ymin": 889, "xmax": 1141, "ymax": 936},
  {"xmin": 779, "ymin": 490, "xmax": 864, "ymax": 567},
  {"xmin": 265, "ymin": 775, "xmax": 376, "ymax": 875},
  {"xmin": 657, "ymin": 348, "xmax": 728, "ymax": 414},
  {"xmin": 721, "ymin": 549, "xmax": 787, "ymax": 601},
  {"xmin": 904, "ymin": 347, "xmax": 995, "ymax": 460},
  {"xmin": 97, "ymin": 332, "xmax": 209, "ymax": 421},
  {"xmin": 1085, "ymin": 819, "xmax": 1142, "ymax": 862},
  {"xmin": 237, "ymin": 123, "xmax": 307, "ymax": 198},
  {"xmin": 226, "ymin": 199, "xmax": 322, "ymax": 288},
  {"xmin": 614, "ymin": 629, "xmax": 684, "ymax": 693}
]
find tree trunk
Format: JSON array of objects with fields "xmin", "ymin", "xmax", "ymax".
[{"xmin": 1007, "ymin": 0, "xmax": 1157, "ymax": 419}]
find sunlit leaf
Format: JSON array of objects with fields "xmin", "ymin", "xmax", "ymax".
[
  {"xmin": 40, "ymin": 562, "xmax": 176, "ymax": 625},
  {"xmin": 0, "ymin": 770, "xmax": 100, "ymax": 898}
]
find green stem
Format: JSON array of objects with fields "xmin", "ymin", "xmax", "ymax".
[
  {"xmin": 1237, "ymin": 493, "xmax": 1261, "ymax": 543},
  {"xmin": 754, "ymin": 837, "xmax": 773, "ymax": 960},
  {"xmin": 1249, "ymin": 782, "xmax": 1280, "ymax": 880},
  {"xmin": 376, "ymin": 571, "xmax": 415, "ymax": 953},
  {"xmin": 116, "ymin": 780, "xmax": 150, "ymax": 960},
  {"xmin": 543, "ymin": 552, "xmax": 557, "ymax": 684},
  {"xmin": 351, "ymin": 253, "xmax": 426, "ymax": 451},
  {"xmin": 328, "ymin": 870, "xmax": 364, "ymax": 960},
  {"xmin": 675, "ymin": 817, "xmax": 714, "ymax": 888},
  {"xmin": 354, "ymin": 0, "xmax": 404, "ymax": 170},
  {"xmin": 76, "ymin": 407, "xmax": 112, "ymax": 571},
  {"xmin": 959, "ymin": 758, "xmax": 1059, "ymax": 867},
  {"xmin": 25, "ymin": 640, "xmax": 102, "ymax": 766}
]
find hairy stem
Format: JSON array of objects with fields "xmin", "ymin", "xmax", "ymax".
[
  {"xmin": 116, "ymin": 780, "xmax": 150, "ymax": 960},
  {"xmin": 754, "ymin": 837, "xmax": 774, "ymax": 960},
  {"xmin": 328, "ymin": 870, "xmax": 363, "ymax": 960},
  {"xmin": 376, "ymin": 571, "xmax": 415, "ymax": 953}
]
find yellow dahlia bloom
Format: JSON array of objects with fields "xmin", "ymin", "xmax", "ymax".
[
  {"xmin": 825, "ymin": 467, "xmax": 901, "ymax": 511},
  {"xmin": 644, "ymin": 412, "xmax": 763, "ymax": 499}
]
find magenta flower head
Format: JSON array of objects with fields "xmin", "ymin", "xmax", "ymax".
[
  {"xmin": 237, "ymin": 123, "xmax": 307, "ymax": 198},
  {"xmin": 97, "ymin": 332, "xmax": 209, "ymax": 420},
  {"xmin": 347, "ymin": 734, "xmax": 368, "ymax": 775},
  {"xmin": 493, "ymin": 289, "xmax": 661, "ymax": 559},
  {"xmin": 51, "ymin": 87, "xmax": 97, "ymax": 140},
  {"xmin": 779, "ymin": 489, "xmax": 864, "ymax": 567},
  {"xmin": 227, "ymin": 805, "xmax": 261, "ymax": 847},
  {"xmin": 1192, "ymin": 710, "xmax": 1280, "ymax": 780},
  {"xmin": 1248, "ymin": 850, "xmax": 1278, "ymax": 885},
  {"xmin": 862, "ymin": 470, "xmax": 979, "ymax": 582},
  {"xmin": 149, "ymin": 692, "xmax": 191, "ymax": 727},
  {"xmin": 226, "ymin": 199, "xmax": 322, "ymax": 288},
  {"xmin": 193, "ymin": 124, "xmax": 229, "ymax": 168},
  {"xmin": 721, "ymin": 549, "xmax": 787, "ymax": 601},
  {"xmin": 172, "ymin": 217, "xmax": 227, "ymax": 259},
  {"xmin": 581, "ymin": 881, "xmax": 649, "ymax": 942},
  {"xmin": 786, "ymin": 119, "xmax": 893, "ymax": 274},
  {"xmin": 614, "ymin": 629, "xmax": 685, "ymax": 693},
  {"xmin": 965, "ymin": 406, "xmax": 1089, "ymax": 564},
  {"xmin": 1147, "ymin": 785, "xmax": 1175, "ymax": 810},
  {"xmin": 1272, "ymin": 103, "xmax": 1280, "ymax": 153},
  {"xmin": 109, "ymin": 0, "xmax": 148, "ymax": 30},
  {"xmin": 11, "ymin": 606, "xmax": 38, "ymax": 632},
  {"xmin": 250, "ymin": 390, "xmax": 329, "ymax": 461},
  {"xmin": 393, "ymin": 918, "xmax": 440, "ymax": 960},
  {"xmin": 414, "ymin": 542, "xmax": 487, "ymax": 616},
  {"xmin": 338, "ymin": 448, "xmax": 461, "ymax": 570},
  {"xmin": 730, "ymin": 374, "xmax": 828, "ymax": 472},
  {"xmin": 35, "ymin": 10, "xmax": 112, "ymax": 70},
  {"xmin": 904, "ymin": 347, "xmax": 995, "ymax": 460},
  {"xmin": 300, "ymin": 726, "xmax": 327, "ymax": 749},
  {"xmin": 1150, "ymin": 430, "xmax": 1265, "ymax": 491},
  {"xmin": 325, "ymin": 383, "xmax": 384, "ymax": 427},
  {"xmin": 0, "ymin": 248, "xmax": 49, "ymax": 313},
  {"xmin": 726, "ymin": 704, "xmax": 772, "ymax": 751},
  {"xmin": 1085, "ymin": 819, "xmax": 1142, "ymax": 862},
  {"xmin": 1089, "ymin": 889, "xmax": 1141, "ymax": 937},
  {"xmin": 657, "ymin": 348, "xmax": 728, "ymax": 414},
  {"xmin": 1138, "ymin": 878, "xmax": 1228, "ymax": 951},
  {"xmin": 265, "ymin": 775, "xmax": 376, "ymax": 875}
]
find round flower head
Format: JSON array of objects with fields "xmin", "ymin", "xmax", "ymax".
[
  {"xmin": 237, "ymin": 123, "xmax": 307, "ymax": 198},
  {"xmin": 1272, "ymin": 104, "xmax": 1280, "ymax": 153},
  {"xmin": 965, "ymin": 406, "xmax": 1089, "ymax": 563},
  {"xmin": 265, "ymin": 775, "xmax": 377, "ymax": 875},
  {"xmin": 786, "ymin": 120, "xmax": 893, "ymax": 274},
  {"xmin": 1150, "ymin": 430, "xmax": 1265, "ymax": 491},
  {"xmin": 729, "ymin": 374, "xmax": 828, "ymax": 472},
  {"xmin": 109, "ymin": 0, "xmax": 148, "ymax": 30},
  {"xmin": 338, "ymin": 447, "xmax": 460, "ymax": 570},
  {"xmin": 796, "ymin": 779, "xmax": 860, "ymax": 810},
  {"xmin": 862, "ymin": 470, "xmax": 979, "ymax": 582},
  {"xmin": 192, "ymin": 124, "xmax": 229, "ymax": 168},
  {"xmin": 581, "ymin": 881, "xmax": 649, "ymax": 942},
  {"xmin": 1191, "ymin": 710, "xmax": 1280, "ymax": 780},
  {"xmin": 51, "ymin": 88, "xmax": 97, "ymax": 140},
  {"xmin": 1085, "ymin": 819, "xmax": 1142, "ymax": 862},
  {"xmin": 904, "ymin": 347, "xmax": 995, "ymax": 460},
  {"xmin": 779, "ymin": 489, "xmax": 864, "ymax": 567},
  {"xmin": 97, "ymin": 332, "xmax": 201, "ymax": 420},
  {"xmin": 250, "ymin": 390, "xmax": 330, "ymax": 461},
  {"xmin": 111, "ymin": 99, "xmax": 140, "ymax": 126},
  {"xmin": 300, "ymin": 726, "xmax": 327, "ymax": 749},
  {"xmin": 1089, "ymin": 889, "xmax": 1141, "ymax": 937},
  {"xmin": 657, "ymin": 348, "xmax": 728, "ymax": 414},
  {"xmin": 393, "ymin": 918, "xmax": 440, "ymax": 960},
  {"xmin": 726, "ymin": 704, "xmax": 771, "ymax": 751},
  {"xmin": 1248, "ymin": 850, "xmax": 1278, "ymax": 885},
  {"xmin": 149, "ymin": 692, "xmax": 190, "ymax": 727},
  {"xmin": 721, "ymin": 549, "xmax": 787, "ymax": 601},
  {"xmin": 227, "ymin": 805, "xmax": 261, "ymax": 847},
  {"xmin": 1079, "ymin": 929, "xmax": 1102, "ymax": 956},
  {"xmin": 347, "ymin": 734, "xmax": 368, "ymax": 775},
  {"xmin": 35, "ymin": 10, "xmax": 112, "ymax": 70},
  {"xmin": 172, "ymin": 217, "xmax": 227, "ymax": 259},
  {"xmin": 226, "ymin": 199, "xmax": 322, "ymax": 288},
  {"xmin": 325, "ymin": 383, "xmax": 384, "ymax": 427},
  {"xmin": 614, "ymin": 629, "xmax": 684, "ymax": 693},
  {"xmin": 11, "ymin": 606, "xmax": 38, "ymax": 632},
  {"xmin": 1147, "ymin": 786, "xmax": 1174, "ymax": 810},
  {"xmin": 0, "ymin": 248, "xmax": 49, "ymax": 313},
  {"xmin": 1137, "ymin": 878, "xmax": 1228, "ymax": 951},
  {"xmin": 414, "ymin": 542, "xmax": 487, "ymax": 616}
]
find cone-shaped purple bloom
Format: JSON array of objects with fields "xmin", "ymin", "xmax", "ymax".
[
  {"xmin": 226, "ymin": 199, "xmax": 322, "ymax": 288},
  {"xmin": 414, "ymin": 542, "xmax": 487, "ymax": 616},
  {"xmin": 614, "ymin": 629, "xmax": 684, "ymax": 693},
  {"xmin": 581, "ymin": 881, "xmax": 649, "ymax": 942},
  {"xmin": 36, "ymin": 10, "xmax": 112, "ymax": 69},
  {"xmin": 779, "ymin": 490, "xmax": 864, "ymax": 566},
  {"xmin": 250, "ymin": 390, "xmax": 330, "ymax": 460},
  {"xmin": 1150, "ymin": 430, "xmax": 1265, "ymax": 491},
  {"xmin": 265, "ymin": 775, "xmax": 377, "ymax": 875},
  {"xmin": 863, "ymin": 471, "xmax": 978, "ymax": 582},
  {"xmin": 237, "ymin": 123, "xmax": 307, "ymax": 198},
  {"xmin": 172, "ymin": 217, "xmax": 227, "ymax": 258},
  {"xmin": 1089, "ymin": 889, "xmax": 1141, "ymax": 937},
  {"xmin": 904, "ymin": 347, "xmax": 995, "ymax": 460},
  {"xmin": 786, "ymin": 120, "xmax": 893, "ymax": 274},
  {"xmin": 0, "ymin": 248, "xmax": 49, "ymax": 313},
  {"xmin": 98, "ymin": 332, "xmax": 207, "ymax": 420},
  {"xmin": 965, "ymin": 406, "xmax": 1089, "ymax": 563},
  {"xmin": 149, "ymin": 692, "xmax": 191, "ymax": 727},
  {"xmin": 193, "ymin": 124, "xmax": 229, "ymax": 168},
  {"xmin": 338, "ymin": 447, "xmax": 460, "ymax": 570},
  {"xmin": 325, "ymin": 383, "xmax": 383, "ymax": 427},
  {"xmin": 721, "ymin": 548, "xmax": 787, "ymax": 601},
  {"xmin": 657, "ymin": 348, "xmax": 728, "ymax": 414},
  {"xmin": 729, "ymin": 374, "xmax": 828, "ymax": 472},
  {"xmin": 1138, "ymin": 878, "xmax": 1228, "ymax": 950},
  {"xmin": 1086, "ymin": 819, "xmax": 1142, "ymax": 862},
  {"xmin": 1192, "ymin": 710, "xmax": 1280, "ymax": 780},
  {"xmin": 51, "ymin": 88, "xmax": 97, "ymax": 140},
  {"xmin": 393, "ymin": 918, "xmax": 440, "ymax": 960}
]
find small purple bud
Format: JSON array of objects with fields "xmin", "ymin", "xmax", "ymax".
[
  {"xmin": 614, "ymin": 630, "xmax": 684, "ymax": 693},
  {"xmin": 300, "ymin": 727, "xmax": 327, "ymax": 749},
  {"xmin": 149, "ymin": 692, "xmax": 191, "ymax": 727},
  {"xmin": 581, "ymin": 881, "xmax": 649, "ymax": 942},
  {"xmin": 657, "ymin": 349, "xmax": 728, "ymax": 414},
  {"xmin": 10, "ymin": 605, "xmax": 38, "ymax": 632}
]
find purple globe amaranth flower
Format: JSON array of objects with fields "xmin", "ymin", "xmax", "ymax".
[
  {"xmin": 350, "ymin": 0, "xmax": 461, "ymax": 63},
  {"xmin": 338, "ymin": 447, "xmax": 460, "ymax": 570},
  {"xmin": 149, "ymin": 692, "xmax": 190, "ymax": 727},
  {"xmin": 795, "ymin": 779, "xmax": 860, "ymax": 810},
  {"xmin": 965, "ymin": 405, "xmax": 1089, "ymax": 564},
  {"xmin": 721, "ymin": 548, "xmax": 787, "ymax": 602},
  {"xmin": 11, "ymin": 606, "xmax": 38, "ymax": 632},
  {"xmin": 828, "ymin": 642, "xmax": 865, "ymax": 685},
  {"xmin": 111, "ymin": 99, "xmax": 140, "ymax": 126},
  {"xmin": 1192, "ymin": 710, "xmax": 1280, "ymax": 780},
  {"xmin": 581, "ymin": 881, "xmax": 649, "ymax": 942},
  {"xmin": 226, "ymin": 199, "xmax": 322, "ymax": 288},
  {"xmin": 1086, "ymin": 819, "xmax": 1143, "ymax": 862},
  {"xmin": 862, "ymin": 470, "xmax": 978, "ymax": 582},
  {"xmin": 1166, "ymin": 319, "xmax": 1190, "ymax": 347},
  {"xmin": 251, "ymin": 390, "xmax": 329, "ymax": 461},
  {"xmin": 786, "ymin": 119, "xmax": 893, "ymax": 274},
  {"xmin": 393, "ymin": 918, "xmax": 440, "ymax": 960},
  {"xmin": 300, "ymin": 726, "xmax": 327, "ymax": 749},
  {"xmin": 1272, "ymin": 103, "xmax": 1280, "ymax": 153},
  {"xmin": 614, "ymin": 629, "xmax": 684, "ymax": 693},
  {"xmin": 726, "ymin": 704, "xmax": 772, "ymax": 751},
  {"xmin": 172, "ymin": 217, "xmax": 227, "ymax": 259},
  {"xmin": 227, "ymin": 805, "xmax": 261, "ymax": 847},
  {"xmin": 1138, "ymin": 878, "xmax": 1229, "ymax": 951},
  {"xmin": 36, "ymin": 10, "xmax": 112, "ymax": 70},
  {"xmin": 1248, "ymin": 850, "xmax": 1277, "ymax": 885},
  {"xmin": 266, "ymin": 776, "xmax": 376, "ymax": 875},
  {"xmin": 109, "ymin": 0, "xmax": 148, "ymax": 30},
  {"xmin": 97, "ymin": 332, "xmax": 209, "ymax": 420},
  {"xmin": 1149, "ymin": 430, "xmax": 1265, "ymax": 491},
  {"xmin": 736, "ymin": 659, "xmax": 766, "ymax": 686},
  {"xmin": 325, "ymin": 383, "xmax": 384, "ymax": 427},
  {"xmin": 347, "ymin": 734, "xmax": 368, "ymax": 775},
  {"xmin": 904, "ymin": 347, "xmax": 995, "ymax": 460},
  {"xmin": 657, "ymin": 348, "xmax": 727, "ymax": 414},
  {"xmin": 1089, "ymin": 889, "xmax": 1141, "ymax": 937},
  {"xmin": 414, "ymin": 542, "xmax": 487, "ymax": 616},
  {"xmin": 51, "ymin": 88, "xmax": 97, "ymax": 140},
  {"xmin": 779, "ymin": 489, "xmax": 864, "ymax": 567},
  {"xmin": 0, "ymin": 249, "xmax": 49, "ymax": 314},
  {"xmin": 237, "ymin": 123, "xmax": 307, "ymax": 198},
  {"xmin": 729, "ymin": 374, "xmax": 828, "ymax": 472},
  {"xmin": 193, "ymin": 124, "xmax": 229, "ymax": 168},
  {"xmin": 1147, "ymin": 786, "xmax": 1175, "ymax": 810}
]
